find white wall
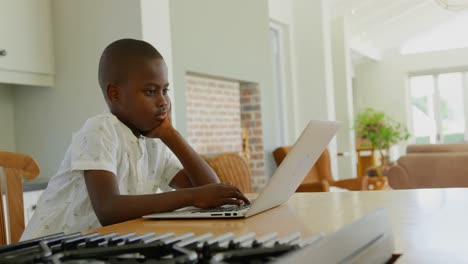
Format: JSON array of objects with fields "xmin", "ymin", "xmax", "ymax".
[
  {"xmin": 0, "ymin": 84, "xmax": 15, "ymax": 151},
  {"xmin": 269, "ymin": 0, "xmax": 339, "ymax": 176},
  {"xmin": 354, "ymin": 47, "xmax": 468, "ymax": 154},
  {"xmin": 140, "ymin": 0, "xmax": 176, "ymax": 116},
  {"xmin": 268, "ymin": 0, "xmax": 293, "ymax": 25},
  {"xmin": 291, "ymin": 0, "xmax": 339, "ymax": 179},
  {"xmin": 292, "ymin": 0, "xmax": 336, "ymax": 128},
  {"xmin": 14, "ymin": 0, "xmax": 144, "ymax": 180},
  {"xmin": 169, "ymin": 0, "xmax": 277, "ymax": 177}
]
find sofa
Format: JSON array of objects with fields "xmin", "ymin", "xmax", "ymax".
[
  {"xmin": 387, "ymin": 143, "xmax": 468, "ymax": 189},
  {"xmin": 406, "ymin": 143, "xmax": 468, "ymax": 153}
]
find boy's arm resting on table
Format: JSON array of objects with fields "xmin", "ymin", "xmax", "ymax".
[{"xmin": 84, "ymin": 170, "xmax": 249, "ymax": 226}]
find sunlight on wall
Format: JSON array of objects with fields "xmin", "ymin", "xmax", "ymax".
[{"xmin": 401, "ymin": 11, "xmax": 468, "ymax": 54}]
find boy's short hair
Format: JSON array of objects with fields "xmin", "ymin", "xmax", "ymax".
[{"xmin": 98, "ymin": 38, "xmax": 163, "ymax": 91}]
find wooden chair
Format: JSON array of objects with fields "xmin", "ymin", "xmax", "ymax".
[
  {"xmin": 0, "ymin": 151, "xmax": 40, "ymax": 245},
  {"xmin": 202, "ymin": 152, "xmax": 253, "ymax": 193},
  {"xmin": 273, "ymin": 147, "xmax": 368, "ymax": 192}
]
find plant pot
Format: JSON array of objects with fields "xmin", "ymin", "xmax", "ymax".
[{"xmin": 365, "ymin": 164, "xmax": 392, "ymax": 177}]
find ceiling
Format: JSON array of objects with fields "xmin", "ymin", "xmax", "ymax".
[{"xmin": 330, "ymin": 0, "xmax": 468, "ymax": 61}]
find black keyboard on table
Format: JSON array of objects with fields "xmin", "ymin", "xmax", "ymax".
[{"xmin": 0, "ymin": 229, "xmax": 318, "ymax": 264}]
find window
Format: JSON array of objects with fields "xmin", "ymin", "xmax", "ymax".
[{"xmin": 409, "ymin": 72, "xmax": 467, "ymax": 143}]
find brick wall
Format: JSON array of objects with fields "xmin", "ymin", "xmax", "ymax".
[
  {"xmin": 186, "ymin": 75, "xmax": 242, "ymax": 154},
  {"xmin": 240, "ymin": 83, "xmax": 265, "ymax": 190}
]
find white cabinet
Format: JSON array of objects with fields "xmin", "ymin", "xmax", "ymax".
[
  {"xmin": 2, "ymin": 190, "xmax": 43, "ymax": 226},
  {"xmin": 23, "ymin": 190, "xmax": 43, "ymax": 225},
  {"xmin": 0, "ymin": 0, "xmax": 54, "ymax": 86}
]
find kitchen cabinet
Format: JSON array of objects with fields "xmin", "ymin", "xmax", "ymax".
[{"xmin": 0, "ymin": 0, "xmax": 54, "ymax": 86}]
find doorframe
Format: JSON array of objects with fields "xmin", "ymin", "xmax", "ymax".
[{"xmin": 270, "ymin": 21, "xmax": 290, "ymax": 146}]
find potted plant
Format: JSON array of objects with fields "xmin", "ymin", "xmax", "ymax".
[{"xmin": 354, "ymin": 108, "xmax": 410, "ymax": 176}]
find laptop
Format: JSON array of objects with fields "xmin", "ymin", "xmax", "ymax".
[{"xmin": 143, "ymin": 120, "xmax": 341, "ymax": 219}]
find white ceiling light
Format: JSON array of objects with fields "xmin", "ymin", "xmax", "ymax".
[{"xmin": 435, "ymin": 0, "xmax": 468, "ymax": 11}]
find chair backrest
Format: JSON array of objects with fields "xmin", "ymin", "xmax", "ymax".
[
  {"xmin": 273, "ymin": 146, "xmax": 334, "ymax": 184},
  {"xmin": 203, "ymin": 152, "xmax": 253, "ymax": 193},
  {"xmin": 0, "ymin": 151, "xmax": 40, "ymax": 245}
]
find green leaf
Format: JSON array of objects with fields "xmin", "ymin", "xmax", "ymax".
[{"xmin": 354, "ymin": 107, "xmax": 410, "ymax": 154}]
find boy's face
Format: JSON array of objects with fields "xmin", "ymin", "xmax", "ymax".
[{"xmin": 111, "ymin": 57, "xmax": 170, "ymax": 136}]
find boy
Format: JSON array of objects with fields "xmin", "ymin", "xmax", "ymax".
[{"xmin": 21, "ymin": 39, "xmax": 249, "ymax": 240}]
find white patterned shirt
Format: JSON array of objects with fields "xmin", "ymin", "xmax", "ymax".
[{"xmin": 21, "ymin": 113, "xmax": 183, "ymax": 240}]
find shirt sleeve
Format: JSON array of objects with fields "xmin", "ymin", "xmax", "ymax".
[
  {"xmin": 70, "ymin": 124, "xmax": 118, "ymax": 175},
  {"xmin": 159, "ymin": 148, "xmax": 184, "ymax": 192}
]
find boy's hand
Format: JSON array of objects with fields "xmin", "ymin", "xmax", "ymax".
[{"xmin": 191, "ymin": 183, "xmax": 250, "ymax": 208}]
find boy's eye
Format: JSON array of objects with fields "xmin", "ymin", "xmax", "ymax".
[
  {"xmin": 145, "ymin": 90, "xmax": 156, "ymax": 96},
  {"xmin": 163, "ymin": 88, "xmax": 170, "ymax": 95}
]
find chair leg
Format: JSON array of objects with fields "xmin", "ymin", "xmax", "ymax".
[{"xmin": 0, "ymin": 174, "xmax": 7, "ymax": 245}]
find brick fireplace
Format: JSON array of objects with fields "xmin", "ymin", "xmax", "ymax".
[{"xmin": 186, "ymin": 74, "xmax": 265, "ymax": 191}]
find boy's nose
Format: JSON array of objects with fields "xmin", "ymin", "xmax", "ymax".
[{"xmin": 157, "ymin": 96, "xmax": 168, "ymax": 108}]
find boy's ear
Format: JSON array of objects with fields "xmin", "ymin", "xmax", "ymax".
[{"xmin": 106, "ymin": 83, "xmax": 120, "ymax": 104}]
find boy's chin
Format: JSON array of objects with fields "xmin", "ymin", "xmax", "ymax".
[{"xmin": 141, "ymin": 123, "xmax": 163, "ymax": 136}]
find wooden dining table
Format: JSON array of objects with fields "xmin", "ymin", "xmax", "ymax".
[{"xmin": 89, "ymin": 188, "xmax": 468, "ymax": 263}]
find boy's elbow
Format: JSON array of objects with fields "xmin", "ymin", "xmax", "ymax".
[
  {"xmin": 92, "ymin": 198, "xmax": 119, "ymax": 226},
  {"xmin": 99, "ymin": 218, "xmax": 116, "ymax": 227},
  {"xmin": 94, "ymin": 207, "xmax": 114, "ymax": 226}
]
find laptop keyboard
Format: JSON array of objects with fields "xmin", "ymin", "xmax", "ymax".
[{"xmin": 196, "ymin": 203, "xmax": 251, "ymax": 213}]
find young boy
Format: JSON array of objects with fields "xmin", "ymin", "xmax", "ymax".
[{"xmin": 21, "ymin": 39, "xmax": 249, "ymax": 240}]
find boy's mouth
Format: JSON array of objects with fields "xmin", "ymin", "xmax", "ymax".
[{"xmin": 155, "ymin": 112, "xmax": 167, "ymax": 121}]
